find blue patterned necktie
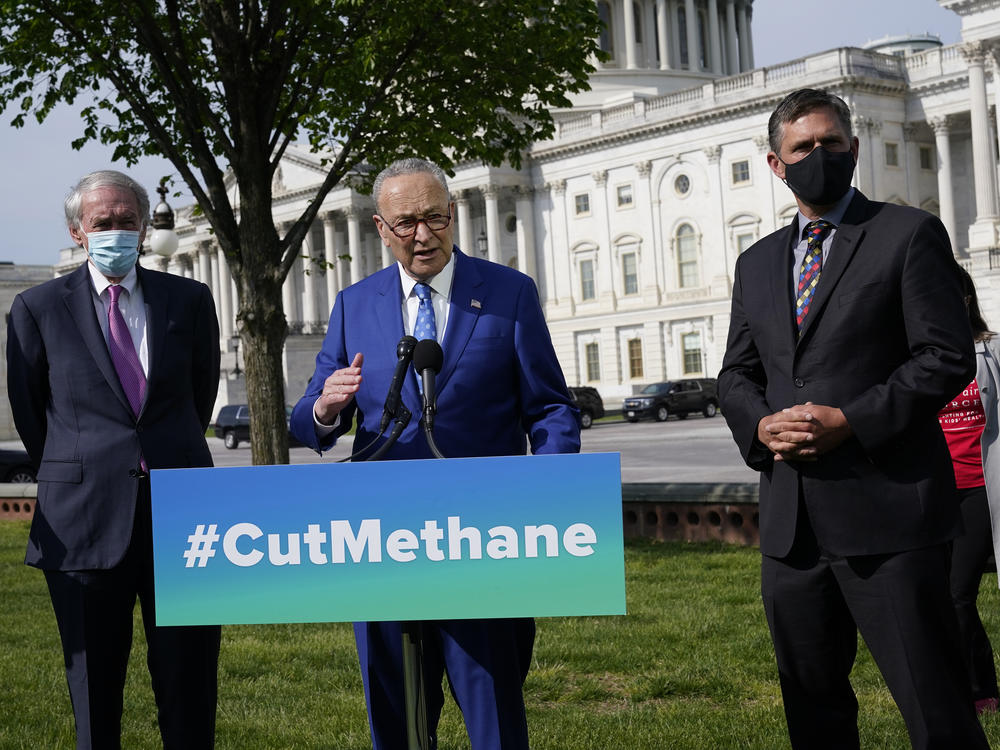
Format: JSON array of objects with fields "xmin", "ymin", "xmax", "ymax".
[
  {"xmin": 413, "ymin": 282, "xmax": 437, "ymax": 342},
  {"xmin": 795, "ymin": 220, "xmax": 834, "ymax": 333}
]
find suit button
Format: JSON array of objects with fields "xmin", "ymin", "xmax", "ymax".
[{"xmin": 793, "ymin": 377, "xmax": 805, "ymax": 388}]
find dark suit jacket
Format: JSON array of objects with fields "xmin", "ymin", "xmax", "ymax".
[
  {"xmin": 290, "ymin": 248, "xmax": 580, "ymax": 460},
  {"xmin": 6, "ymin": 262, "xmax": 220, "ymax": 570},
  {"xmin": 718, "ymin": 191, "xmax": 974, "ymax": 558}
]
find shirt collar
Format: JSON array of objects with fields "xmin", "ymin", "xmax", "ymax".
[
  {"xmin": 88, "ymin": 261, "xmax": 139, "ymax": 298},
  {"xmin": 397, "ymin": 248, "xmax": 456, "ymax": 300},
  {"xmin": 796, "ymin": 187, "xmax": 855, "ymax": 238}
]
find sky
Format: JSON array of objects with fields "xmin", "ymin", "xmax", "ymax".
[{"xmin": 0, "ymin": 0, "xmax": 963, "ymax": 266}]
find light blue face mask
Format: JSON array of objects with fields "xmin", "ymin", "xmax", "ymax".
[{"xmin": 87, "ymin": 230, "xmax": 141, "ymax": 277}]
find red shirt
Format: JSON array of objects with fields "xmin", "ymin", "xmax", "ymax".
[{"xmin": 938, "ymin": 379, "xmax": 986, "ymax": 488}]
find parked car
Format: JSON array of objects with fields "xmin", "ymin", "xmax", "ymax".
[
  {"xmin": 213, "ymin": 404, "xmax": 300, "ymax": 449},
  {"xmin": 0, "ymin": 448, "xmax": 36, "ymax": 483},
  {"xmin": 568, "ymin": 386, "xmax": 605, "ymax": 429},
  {"xmin": 623, "ymin": 378, "xmax": 719, "ymax": 422}
]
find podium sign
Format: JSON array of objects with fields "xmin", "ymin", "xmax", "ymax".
[{"xmin": 151, "ymin": 453, "xmax": 625, "ymax": 625}]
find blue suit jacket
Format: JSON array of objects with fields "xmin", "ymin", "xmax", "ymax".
[
  {"xmin": 290, "ymin": 248, "xmax": 579, "ymax": 460},
  {"xmin": 6, "ymin": 262, "xmax": 220, "ymax": 570}
]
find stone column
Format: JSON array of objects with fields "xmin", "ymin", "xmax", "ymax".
[
  {"xmin": 851, "ymin": 115, "xmax": 874, "ymax": 197},
  {"xmin": 209, "ymin": 244, "xmax": 222, "ymax": 326},
  {"xmin": 636, "ymin": 160, "xmax": 659, "ymax": 300},
  {"xmin": 183, "ymin": 254, "xmax": 195, "ymax": 280},
  {"xmin": 656, "ymin": 0, "xmax": 671, "ymax": 70},
  {"xmin": 707, "ymin": 0, "xmax": 722, "ymax": 74},
  {"xmin": 546, "ymin": 179, "xmax": 568, "ymax": 308},
  {"xmin": 300, "ymin": 224, "xmax": 318, "ymax": 333},
  {"xmin": 744, "ymin": 0, "xmax": 754, "ymax": 68},
  {"xmin": 482, "ymin": 184, "xmax": 502, "ymax": 264},
  {"xmin": 514, "ymin": 186, "xmax": 537, "ymax": 278},
  {"xmin": 217, "ymin": 246, "xmax": 234, "ymax": 341},
  {"xmin": 669, "ymin": 0, "xmax": 682, "ymax": 70},
  {"xmin": 737, "ymin": 0, "xmax": 750, "ymax": 72},
  {"xmin": 198, "ymin": 244, "xmax": 211, "ymax": 287},
  {"xmin": 929, "ymin": 117, "xmax": 957, "ymax": 251},
  {"xmin": 964, "ymin": 43, "xmax": 1000, "ymax": 250},
  {"xmin": 623, "ymin": 0, "xmax": 638, "ymax": 69},
  {"xmin": 684, "ymin": 0, "xmax": 699, "ymax": 71},
  {"xmin": 281, "ymin": 225, "xmax": 297, "ymax": 327},
  {"xmin": 593, "ymin": 169, "xmax": 616, "ymax": 306},
  {"xmin": 725, "ymin": 0, "xmax": 738, "ymax": 74},
  {"xmin": 455, "ymin": 190, "xmax": 474, "ymax": 253},
  {"xmin": 322, "ymin": 212, "xmax": 341, "ymax": 308},
  {"xmin": 346, "ymin": 206, "xmax": 363, "ymax": 284}
]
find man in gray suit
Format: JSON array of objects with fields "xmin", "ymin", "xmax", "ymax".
[{"xmin": 7, "ymin": 170, "xmax": 221, "ymax": 749}]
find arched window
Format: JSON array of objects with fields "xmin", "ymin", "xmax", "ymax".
[{"xmin": 676, "ymin": 223, "xmax": 700, "ymax": 288}]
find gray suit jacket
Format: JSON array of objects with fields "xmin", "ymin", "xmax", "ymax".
[{"xmin": 6, "ymin": 262, "xmax": 220, "ymax": 570}]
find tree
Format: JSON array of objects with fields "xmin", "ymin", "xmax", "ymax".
[{"xmin": 0, "ymin": 0, "xmax": 602, "ymax": 465}]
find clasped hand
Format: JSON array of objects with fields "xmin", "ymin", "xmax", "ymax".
[{"xmin": 757, "ymin": 401, "xmax": 852, "ymax": 462}]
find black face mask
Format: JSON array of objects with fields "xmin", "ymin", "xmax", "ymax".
[{"xmin": 781, "ymin": 146, "xmax": 856, "ymax": 206}]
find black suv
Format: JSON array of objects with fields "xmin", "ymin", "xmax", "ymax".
[
  {"xmin": 623, "ymin": 378, "xmax": 719, "ymax": 422},
  {"xmin": 213, "ymin": 404, "xmax": 298, "ymax": 449},
  {"xmin": 568, "ymin": 386, "xmax": 605, "ymax": 429}
]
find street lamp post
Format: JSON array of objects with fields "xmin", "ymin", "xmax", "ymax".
[{"xmin": 150, "ymin": 184, "xmax": 179, "ymax": 258}]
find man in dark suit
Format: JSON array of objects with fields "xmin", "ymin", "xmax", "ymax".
[
  {"xmin": 7, "ymin": 170, "xmax": 221, "ymax": 749},
  {"xmin": 289, "ymin": 157, "xmax": 580, "ymax": 749},
  {"xmin": 718, "ymin": 89, "xmax": 989, "ymax": 748}
]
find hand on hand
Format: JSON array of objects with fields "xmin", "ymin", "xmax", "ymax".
[{"xmin": 757, "ymin": 402, "xmax": 852, "ymax": 462}]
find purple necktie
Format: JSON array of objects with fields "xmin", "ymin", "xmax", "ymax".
[{"xmin": 107, "ymin": 284, "xmax": 146, "ymax": 416}]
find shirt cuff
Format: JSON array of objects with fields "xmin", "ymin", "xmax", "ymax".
[{"xmin": 313, "ymin": 399, "xmax": 340, "ymax": 437}]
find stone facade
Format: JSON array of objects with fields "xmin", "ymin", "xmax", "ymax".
[{"xmin": 30, "ymin": 0, "xmax": 1000, "ymax": 422}]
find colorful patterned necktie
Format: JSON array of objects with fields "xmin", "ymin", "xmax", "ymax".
[
  {"xmin": 413, "ymin": 282, "xmax": 437, "ymax": 342},
  {"xmin": 795, "ymin": 220, "xmax": 834, "ymax": 333},
  {"xmin": 107, "ymin": 284, "xmax": 146, "ymax": 416}
]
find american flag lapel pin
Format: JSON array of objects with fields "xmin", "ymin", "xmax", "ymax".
[{"xmin": 471, "ymin": 299, "xmax": 482, "ymax": 309}]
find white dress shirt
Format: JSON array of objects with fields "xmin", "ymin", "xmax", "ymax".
[{"xmin": 88, "ymin": 262, "xmax": 149, "ymax": 377}]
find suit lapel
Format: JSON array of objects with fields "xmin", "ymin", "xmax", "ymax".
[
  {"xmin": 372, "ymin": 267, "xmax": 413, "ymax": 405},
  {"xmin": 138, "ymin": 266, "xmax": 168, "ymax": 418},
  {"xmin": 796, "ymin": 193, "xmax": 869, "ymax": 345},
  {"xmin": 438, "ymin": 249, "xmax": 484, "ymax": 395},
  {"xmin": 62, "ymin": 263, "xmax": 134, "ymax": 417},
  {"xmin": 769, "ymin": 220, "xmax": 800, "ymax": 349}
]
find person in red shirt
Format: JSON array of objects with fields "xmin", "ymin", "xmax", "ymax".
[{"xmin": 939, "ymin": 265, "xmax": 1000, "ymax": 714}]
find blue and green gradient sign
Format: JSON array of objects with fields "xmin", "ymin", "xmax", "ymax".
[{"xmin": 151, "ymin": 453, "xmax": 624, "ymax": 626}]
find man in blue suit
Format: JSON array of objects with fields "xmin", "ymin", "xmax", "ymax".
[
  {"xmin": 6, "ymin": 170, "xmax": 221, "ymax": 749},
  {"xmin": 290, "ymin": 157, "xmax": 580, "ymax": 749}
]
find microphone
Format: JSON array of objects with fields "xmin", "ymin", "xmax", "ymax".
[
  {"xmin": 379, "ymin": 335, "xmax": 418, "ymax": 433},
  {"xmin": 412, "ymin": 339, "xmax": 445, "ymax": 459}
]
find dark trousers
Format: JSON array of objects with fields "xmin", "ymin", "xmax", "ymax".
[
  {"xmin": 762, "ymin": 510, "xmax": 989, "ymax": 750},
  {"xmin": 43, "ymin": 481, "xmax": 220, "ymax": 750},
  {"xmin": 950, "ymin": 485, "xmax": 1000, "ymax": 703},
  {"xmin": 355, "ymin": 617, "xmax": 535, "ymax": 750}
]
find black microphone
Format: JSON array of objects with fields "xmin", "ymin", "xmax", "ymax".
[
  {"xmin": 379, "ymin": 335, "xmax": 418, "ymax": 433},
  {"xmin": 412, "ymin": 339, "xmax": 445, "ymax": 458}
]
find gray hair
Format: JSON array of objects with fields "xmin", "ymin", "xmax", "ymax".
[
  {"xmin": 64, "ymin": 170, "xmax": 151, "ymax": 230},
  {"xmin": 767, "ymin": 88, "xmax": 853, "ymax": 154},
  {"xmin": 372, "ymin": 158, "xmax": 450, "ymax": 214}
]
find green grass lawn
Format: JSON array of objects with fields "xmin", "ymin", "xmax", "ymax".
[{"xmin": 2, "ymin": 521, "xmax": 999, "ymax": 748}]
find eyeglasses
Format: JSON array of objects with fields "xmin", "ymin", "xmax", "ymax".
[{"xmin": 378, "ymin": 212, "xmax": 452, "ymax": 239}]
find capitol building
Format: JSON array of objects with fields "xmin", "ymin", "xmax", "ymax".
[{"xmin": 41, "ymin": 0, "xmax": 1000, "ymax": 420}]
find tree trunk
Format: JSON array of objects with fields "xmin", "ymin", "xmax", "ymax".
[{"xmin": 235, "ymin": 207, "xmax": 292, "ymax": 466}]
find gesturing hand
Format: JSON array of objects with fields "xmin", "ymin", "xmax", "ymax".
[{"xmin": 314, "ymin": 352, "xmax": 364, "ymax": 426}]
